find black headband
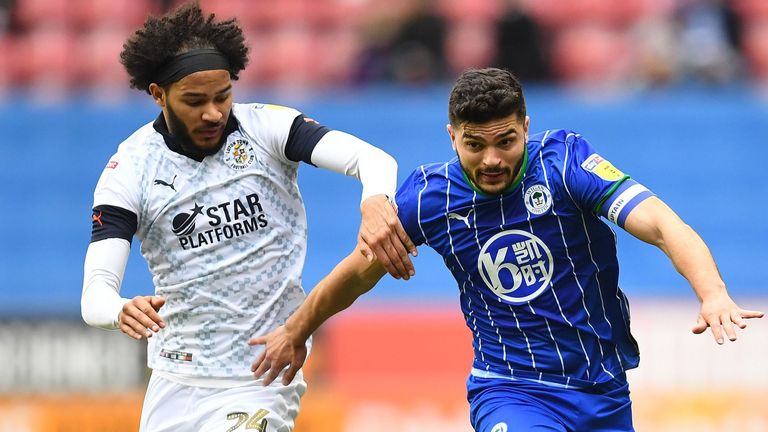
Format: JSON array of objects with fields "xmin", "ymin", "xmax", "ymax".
[{"xmin": 154, "ymin": 48, "xmax": 231, "ymax": 87}]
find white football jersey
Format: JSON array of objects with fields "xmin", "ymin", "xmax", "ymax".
[{"xmin": 93, "ymin": 103, "xmax": 313, "ymax": 378}]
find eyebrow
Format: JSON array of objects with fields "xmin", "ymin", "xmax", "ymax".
[
  {"xmin": 181, "ymin": 85, "xmax": 233, "ymax": 98},
  {"xmin": 463, "ymin": 128, "xmax": 518, "ymax": 140}
]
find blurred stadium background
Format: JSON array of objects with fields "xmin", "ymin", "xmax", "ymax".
[{"xmin": 1, "ymin": 0, "xmax": 767, "ymax": 430}]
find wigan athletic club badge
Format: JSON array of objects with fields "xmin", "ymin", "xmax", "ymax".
[
  {"xmin": 224, "ymin": 139, "xmax": 256, "ymax": 170},
  {"xmin": 523, "ymin": 184, "xmax": 552, "ymax": 215}
]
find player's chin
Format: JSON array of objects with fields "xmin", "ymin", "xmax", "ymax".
[
  {"xmin": 477, "ymin": 179, "xmax": 512, "ymax": 195},
  {"xmin": 193, "ymin": 137, "xmax": 221, "ymax": 151}
]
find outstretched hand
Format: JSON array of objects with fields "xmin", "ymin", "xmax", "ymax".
[
  {"xmin": 248, "ymin": 325, "xmax": 307, "ymax": 386},
  {"xmin": 358, "ymin": 194, "xmax": 417, "ymax": 280},
  {"xmin": 118, "ymin": 295, "xmax": 166, "ymax": 340},
  {"xmin": 692, "ymin": 293, "xmax": 764, "ymax": 344}
]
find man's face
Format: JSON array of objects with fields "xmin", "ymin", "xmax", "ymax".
[
  {"xmin": 449, "ymin": 113, "xmax": 529, "ymax": 195},
  {"xmin": 155, "ymin": 69, "xmax": 233, "ymax": 154}
]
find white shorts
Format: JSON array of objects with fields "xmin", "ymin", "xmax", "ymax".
[{"xmin": 139, "ymin": 371, "xmax": 307, "ymax": 432}]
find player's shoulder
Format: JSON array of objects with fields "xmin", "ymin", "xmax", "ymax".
[
  {"xmin": 400, "ymin": 159, "xmax": 462, "ymax": 201},
  {"xmin": 113, "ymin": 121, "xmax": 163, "ymax": 157},
  {"xmin": 528, "ymin": 128, "xmax": 583, "ymax": 147},
  {"xmin": 233, "ymin": 102, "xmax": 301, "ymax": 123},
  {"xmin": 402, "ymin": 159, "xmax": 455, "ymax": 187},
  {"xmin": 396, "ymin": 160, "xmax": 452, "ymax": 219},
  {"xmin": 528, "ymin": 128, "xmax": 593, "ymax": 158},
  {"xmin": 231, "ymin": 103, "xmax": 304, "ymax": 145},
  {"xmin": 414, "ymin": 160, "xmax": 450, "ymax": 177}
]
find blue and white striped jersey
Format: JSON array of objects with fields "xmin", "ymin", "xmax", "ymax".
[{"xmin": 395, "ymin": 129, "xmax": 654, "ymax": 388}]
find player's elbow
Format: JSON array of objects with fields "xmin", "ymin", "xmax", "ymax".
[{"xmin": 80, "ymin": 302, "xmax": 98, "ymax": 327}]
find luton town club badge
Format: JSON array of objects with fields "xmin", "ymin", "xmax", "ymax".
[{"xmin": 224, "ymin": 139, "xmax": 256, "ymax": 170}]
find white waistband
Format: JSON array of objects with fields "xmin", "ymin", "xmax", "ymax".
[
  {"xmin": 470, "ymin": 368, "xmax": 580, "ymax": 389},
  {"xmin": 153, "ymin": 370, "xmax": 267, "ymax": 388}
]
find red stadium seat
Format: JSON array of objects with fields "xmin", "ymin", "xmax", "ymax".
[
  {"xmin": 308, "ymin": 27, "xmax": 361, "ymax": 84},
  {"xmin": 198, "ymin": 0, "xmax": 250, "ymax": 24},
  {"xmin": 732, "ymin": 0, "xmax": 768, "ymax": 19},
  {"xmin": 235, "ymin": 0, "xmax": 272, "ymax": 28},
  {"xmin": 14, "ymin": 0, "xmax": 74, "ymax": 29},
  {"xmin": 75, "ymin": 26, "xmax": 132, "ymax": 91},
  {"xmin": 524, "ymin": 0, "xmax": 651, "ymax": 28},
  {"xmin": 742, "ymin": 20, "xmax": 768, "ymax": 81},
  {"xmin": 523, "ymin": 0, "xmax": 579, "ymax": 28},
  {"xmin": 303, "ymin": 0, "xmax": 366, "ymax": 28},
  {"xmin": 236, "ymin": 30, "xmax": 271, "ymax": 86},
  {"xmin": 267, "ymin": 26, "xmax": 316, "ymax": 87},
  {"xmin": 437, "ymin": 0, "xmax": 504, "ymax": 23},
  {"xmin": 15, "ymin": 27, "xmax": 77, "ymax": 88},
  {"xmin": 550, "ymin": 23, "xmax": 631, "ymax": 84},
  {"xmin": 72, "ymin": 0, "xmax": 154, "ymax": 31},
  {"xmin": 444, "ymin": 21, "xmax": 496, "ymax": 75}
]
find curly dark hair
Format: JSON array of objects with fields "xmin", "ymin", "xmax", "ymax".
[
  {"xmin": 448, "ymin": 68, "xmax": 526, "ymax": 126},
  {"xmin": 120, "ymin": 1, "xmax": 249, "ymax": 93}
]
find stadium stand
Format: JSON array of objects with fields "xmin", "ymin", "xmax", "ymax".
[{"xmin": 0, "ymin": 0, "xmax": 766, "ymax": 94}]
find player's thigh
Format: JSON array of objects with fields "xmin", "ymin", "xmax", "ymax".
[
  {"xmin": 469, "ymin": 378, "xmax": 567, "ymax": 432},
  {"xmin": 577, "ymin": 376, "xmax": 633, "ymax": 432},
  {"xmin": 472, "ymin": 401, "xmax": 567, "ymax": 432},
  {"xmin": 140, "ymin": 373, "xmax": 198, "ymax": 432},
  {"xmin": 140, "ymin": 372, "xmax": 307, "ymax": 432},
  {"xmin": 199, "ymin": 372, "xmax": 307, "ymax": 432}
]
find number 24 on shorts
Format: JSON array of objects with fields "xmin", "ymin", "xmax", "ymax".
[{"xmin": 225, "ymin": 408, "xmax": 269, "ymax": 432}]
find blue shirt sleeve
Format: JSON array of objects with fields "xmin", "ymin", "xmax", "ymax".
[
  {"xmin": 565, "ymin": 134, "xmax": 654, "ymax": 228},
  {"xmin": 394, "ymin": 167, "xmax": 428, "ymax": 247}
]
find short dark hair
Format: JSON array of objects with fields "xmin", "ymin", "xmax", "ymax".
[
  {"xmin": 448, "ymin": 68, "xmax": 526, "ymax": 126},
  {"xmin": 120, "ymin": 1, "xmax": 249, "ymax": 93}
]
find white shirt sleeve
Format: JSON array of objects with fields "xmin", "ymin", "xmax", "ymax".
[
  {"xmin": 81, "ymin": 238, "xmax": 132, "ymax": 330},
  {"xmin": 310, "ymin": 130, "xmax": 398, "ymax": 203}
]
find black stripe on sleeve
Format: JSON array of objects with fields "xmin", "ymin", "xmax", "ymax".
[
  {"xmin": 91, "ymin": 205, "xmax": 138, "ymax": 243},
  {"xmin": 284, "ymin": 114, "xmax": 331, "ymax": 165}
]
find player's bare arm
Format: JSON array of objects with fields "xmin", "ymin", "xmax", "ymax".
[
  {"xmin": 622, "ymin": 196, "xmax": 764, "ymax": 344},
  {"xmin": 248, "ymin": 245, "xmax": 386, "ymax": 385}
]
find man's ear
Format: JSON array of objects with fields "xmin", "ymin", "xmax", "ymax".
[
  {"xmin": 524, "ymin": 115, "xmax": 530, "ymax": 142},
  {"xmin": 148, "ymin": 83, "xmax": 166, "ymax": 108},
  {"xmin": 447, "ymin": 123, "xmax": 457, "ymax": 151}
]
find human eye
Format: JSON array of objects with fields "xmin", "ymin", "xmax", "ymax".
[
  {"xmin": 465, "ymin": 140, "xmax": 482, "ymax": 150},
  {"xmin": 498, "ymin": 135, "xmax": 517, "ymax": 148}
]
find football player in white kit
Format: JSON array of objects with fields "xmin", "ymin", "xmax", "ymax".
[{"xmin": 80, "ymin": 3, "xmax": 416, "ymax": 431}]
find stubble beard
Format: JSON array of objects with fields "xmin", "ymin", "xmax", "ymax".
[{"xmin": 166, "ymin": 102, "xmax": 224, "ymax": 159}]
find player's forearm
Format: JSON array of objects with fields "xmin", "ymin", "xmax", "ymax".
[
  {"xmin": 657, "ymin": 222, "xmax": 727, "ymax": 302},
  {"xmin": 285, "ymin": 251, "xmax": 385, "ymax": 341},
  {"xmin": 310, "ymin": 130, "xmax": 398, "ymax": 202},
  {"xmin": 81, "ymin": 238, "xmax": 131, "ymax": 329},
  {"xmin": 625, "ymin": 198, "xmax": 728, "ymax": 302}
]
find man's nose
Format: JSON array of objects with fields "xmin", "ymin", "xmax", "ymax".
[
  {"xmin": 202, "ymin": 104, "xmax": 223, "ymax": 122},
  {"xmin": 482, "ymin": 148, "xmax": 502, "ymax": 167}
]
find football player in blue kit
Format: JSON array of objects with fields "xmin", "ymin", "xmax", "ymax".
[{"xmin": 249, "ymin": 68, "xmax": 764, "ymax": 431}]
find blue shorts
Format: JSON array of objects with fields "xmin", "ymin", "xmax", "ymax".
[{"xmin": 467, "ymin": 373, "xmax": 633, "ymax": 432}]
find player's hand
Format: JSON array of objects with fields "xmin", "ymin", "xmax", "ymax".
[
  {"xmin": 248, "ymin": 325, "xmax": 307, "ymax": 386},
  {"xmin": 118, "ymin": 295, "xmax": 166, "ymax": 340},
  {"xmin": 692, "ymin": 292, "xmax": 764, "ymax": 344},
  {"xmin": 358, "ymin": 194, "xmax": 417, "ymax": 280}
]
